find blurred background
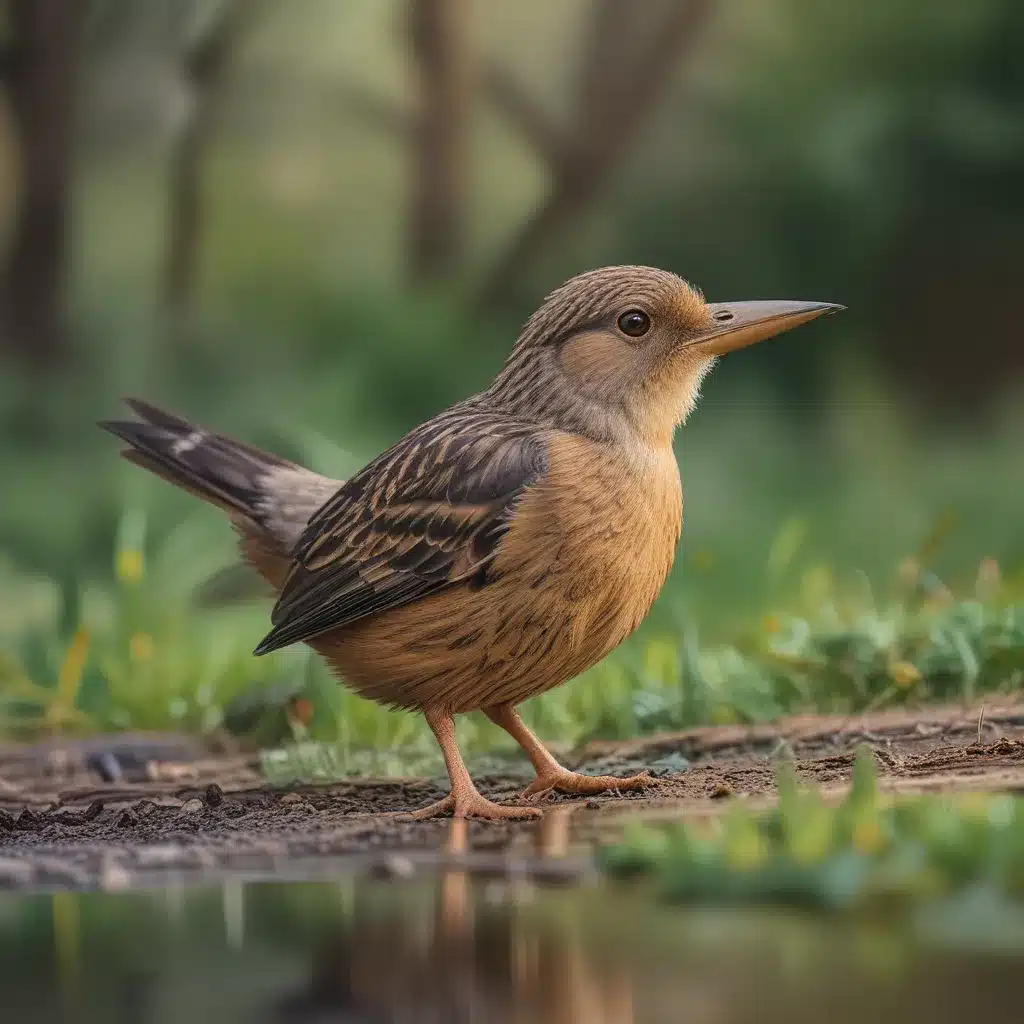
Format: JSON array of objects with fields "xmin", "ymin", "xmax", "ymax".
[{"xmin": 0, "ymin": 0, "xmax": 1021, "ymax": 749}]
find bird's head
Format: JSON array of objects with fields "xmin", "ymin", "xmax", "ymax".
[{"xmin": 486, "ymin": 266, "xmax": 842, "ymax": 447}]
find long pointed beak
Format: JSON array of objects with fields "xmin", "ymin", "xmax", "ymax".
[{"xmin": 690, "ymin": 300, "xmax": 844, "ymax": 356}]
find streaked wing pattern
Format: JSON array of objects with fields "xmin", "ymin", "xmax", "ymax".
[{"xmin": 254, "ymin": 408, "xmax": 549, "ymax": 654}]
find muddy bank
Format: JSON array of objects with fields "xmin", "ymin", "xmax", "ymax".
[{"xmin": 2, "ymin": 702, "xmax": 1024, "ymax": 890}]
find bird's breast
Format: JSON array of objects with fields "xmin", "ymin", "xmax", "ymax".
[
  {"xmin": 316, "ymin": 433, "xmax": 683, "ymax": 713},
  {"xmin": 495, "ymin": 432, "xmax": 683, "ymax": 650}
]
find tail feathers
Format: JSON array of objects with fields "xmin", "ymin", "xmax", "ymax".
[{"xmin": 99, "ymin": 399, "xmax": 297, "ymax": 529}]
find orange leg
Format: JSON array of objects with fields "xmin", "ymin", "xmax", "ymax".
[
  {"xmin": 407, "ymin": 707, "xmax": 542, "ymax": 821},
  {"xmin": 484, "ymin": 704, "xmax": 652, "ymax": 801}
]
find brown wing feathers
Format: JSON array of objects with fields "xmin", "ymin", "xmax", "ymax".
[
  {"xmin": 253, "ymin": 411, "xmax": 549, "ymax": 655},
  {"xmin": 101, "ymin": 399, "xmax": 551, "ymax": 659}
]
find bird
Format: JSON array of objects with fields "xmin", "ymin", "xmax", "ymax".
[{"xmin": 100, "ymin": 266, "xmax": 841, "ymax": 820}]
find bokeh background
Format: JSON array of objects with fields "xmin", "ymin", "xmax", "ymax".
[{"xmin": 0, "ymin": 0, "xmax": 1021, "ymax": 754}]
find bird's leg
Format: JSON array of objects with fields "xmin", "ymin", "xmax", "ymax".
[
  {"xmin": 407, "ymin": 707, "xmax": 542, "ymax": 821},
  {"xmin": 484, "ymin": 704, "xmax": 653, "ymax": 801}
]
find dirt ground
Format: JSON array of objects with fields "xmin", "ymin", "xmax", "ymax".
[{"xmin": 2, "ymin": 701, "xmax": 1024, "ymax": 890}]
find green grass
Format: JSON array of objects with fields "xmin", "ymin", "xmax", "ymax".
[
  {"xmin": 600, "ymin": 748, "xmax": 1024, "ymax": 918},
  {"xmin": 0, "ymin": 493, "xmax": 1020, "ymax": 778}
]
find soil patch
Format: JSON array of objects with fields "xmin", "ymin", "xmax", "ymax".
[{"xmin": 2, "ymin": 701, "xmax": 1023, "ymax": 890}]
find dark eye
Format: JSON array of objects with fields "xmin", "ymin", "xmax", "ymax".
[{"xmin": 617, "ymin": 309, "xmax": 651, "ymax": 338}]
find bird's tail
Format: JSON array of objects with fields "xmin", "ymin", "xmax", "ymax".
[{"xmin": 99, "ymin": 399, "xmax": 314, "ymax": 538}]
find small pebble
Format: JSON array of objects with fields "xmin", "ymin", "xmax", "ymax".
[
  {"xmin": 279, "ymin": 792, "xmax": 303, "ymax": 805},
  {"xmin": 204, "ymin": 783, "xmax": 224, "ymax": 808},
  {"xmin": 585, "ymin": 800, "xmax": 601, "ymax": 810},
  {"xmin": 710, "ymin": 782, "xmax": 735, "ymax": 800},
  {"xmin": 179, "ymin": 798, "xmax": 205, "ymax": 816}
]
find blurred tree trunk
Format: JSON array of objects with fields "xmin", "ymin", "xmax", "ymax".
[
  {"xmin": 0, "ymin": 0, "xmax": 88, "ymax": 366},
  {"xmin": 478, "ymin": 0, "xmax": 713, "ymax": 309},
  {"xmin": 164, "ymin": 1, "xmax": 252, "ymax": 326},
  {"xmin": 406, "ymin": 0, "xmax": 472, "ymax": 282}
]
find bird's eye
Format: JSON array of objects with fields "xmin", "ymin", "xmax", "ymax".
[{"xmin": 617, "ymin": 309, "xmax": 651, "ymax": 338}]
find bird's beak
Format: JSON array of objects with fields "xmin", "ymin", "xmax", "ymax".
[{"xmin": 690, "ymin": 300, "xmax": 844, "ymax": 356}]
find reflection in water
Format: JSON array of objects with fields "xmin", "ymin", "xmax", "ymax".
[
  {"xmin": 223, "ymin": 880, "xmax": 245, "ymax": 951},
  {"xmin": 278, "ymin": 893, "xmax": 634, "ymax": 1024},
  {"xmin": 279, "ymin": 812, "xmax": 632, "ymax": 1023},
  {"xmin": 0, "ymin": 821, "xmax": 1022, "ymax": 1024}
]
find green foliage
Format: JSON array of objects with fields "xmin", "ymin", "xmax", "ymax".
[
  {"xmin": 0, "ymin": 486, "xmax": 1020, "ymax": 778},
  {"xmin": 600, "ymin": 748, "xmax": 1024, "ymax": 917}
]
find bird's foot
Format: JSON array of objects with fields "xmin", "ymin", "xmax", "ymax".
[
  {"xmin": 404, "ymin": 787, "xmax": 543, "ymax": 822},
  {"xmin": 521, "ymin": 769, "xmax": 654, "ymax": 802}
]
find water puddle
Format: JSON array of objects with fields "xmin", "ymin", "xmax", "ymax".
[
  {"xmin": 5, "ymin": 761, "xmax": 1024, "ymax": 1021},
  {"xmin": 2, "ymin": 853, "xmax": 1021, "ymax": 1022}
]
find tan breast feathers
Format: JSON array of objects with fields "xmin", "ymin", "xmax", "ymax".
[{"xmin": 315, "ymin": 432, "xmax": 682, "ymax": 713}]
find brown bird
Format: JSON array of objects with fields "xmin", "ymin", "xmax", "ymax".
[{"xmin": 101, "ymin": 266, "xmax": 841, "ymax": 819}]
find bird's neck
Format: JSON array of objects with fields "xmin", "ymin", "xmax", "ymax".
[
  {"xmin": 482, "ymin": 348, "xmax": 692, "ymax": 452},
  {"xmin": 481, "ymin": 381, "xmax": 672, "ymax": 454}
]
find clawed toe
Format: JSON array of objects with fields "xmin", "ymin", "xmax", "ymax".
[
  {"xmin": 404, "ymin": 790, "xmax": 543, "ymax": 821},
  {"xmin": 521, "ymin": 769, "xmax": 655, "ymax": 802}
]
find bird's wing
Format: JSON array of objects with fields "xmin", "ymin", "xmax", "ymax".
[{"xmin": 253, "ymin": 409, "xmax": 549, "ymax": 654}]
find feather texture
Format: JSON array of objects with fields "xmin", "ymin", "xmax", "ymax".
[
  {"xmin": 311, "ymin": 431, "xmax": 682, "ymax": 712},
  {"xmin": 255, "ymin": 406, "xmax": 549, "ymax": 653}
]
